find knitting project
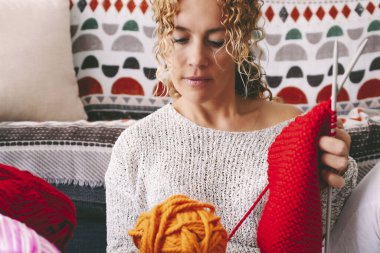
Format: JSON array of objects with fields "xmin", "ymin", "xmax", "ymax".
[
  {"xmin": 129, "ymin": 100, "xmax": 333, "ymax": 252},
  {"xmin": 257, "ymin": 100, "xmax": 332, "ymax": 252},
  {"xmin": 129, "ymin": 194, "xmax": 228, "ymax": 253},
  {"xmin": 0, "ymin": 163, "xmax": 77, "ymax": 251}
]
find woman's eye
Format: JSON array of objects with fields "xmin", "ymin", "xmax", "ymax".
[
  {"xmin": 209, "ymin": 40, "xmax": 224, "ymax": 48},
  {"xmin": 172, "ymin": 38, "xmax": 188, "ymax": 44}
]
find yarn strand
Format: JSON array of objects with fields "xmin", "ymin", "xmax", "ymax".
[{"xmin": 228, "ymin": 184, "xmax": 269, "ymax": 241}]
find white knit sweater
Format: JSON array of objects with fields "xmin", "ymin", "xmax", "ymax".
[{"xmin": 105, "ymin": 104, "xmax": 358, "ymax": 253}]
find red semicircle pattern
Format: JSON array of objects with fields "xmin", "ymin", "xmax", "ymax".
[
  {"xmin": 112, "ymin": 77, "xmax": 145, "ymax": 95},
  {"xmin": 276, "ymin": 86, "xmax": 308, "ymax": 104},
  {"xmin": 357, "ymin": 79, "xmax": 380, "ymax": 99},
  {"xmin": 316, "ymin": 85, "xmax": 349, "ymax": 103},
  {"xmin": 78, "ymin": 77, "xmax": 103, "ymax": 96}
]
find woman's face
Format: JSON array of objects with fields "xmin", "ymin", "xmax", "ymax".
[{"xmin": 167, "ymin": 0, "xmax": 236, "ymax": 104}]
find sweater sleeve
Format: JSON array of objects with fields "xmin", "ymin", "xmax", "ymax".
[
  {"xmin": 105, "ymin": 130, "xmax": 144, "ymax": 253},
  {"xmin": 320, "ymin": 156, "xmax": 358, "ymax": 234}
]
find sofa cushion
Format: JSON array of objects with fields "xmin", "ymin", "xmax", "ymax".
[
  {"xmin": 70, "ymin": 0, "xmax": 169, "ymax": 121},
  {"xmin": 340, "ymin": 106, "xmax": 380, "ymax": 182},
  {"xmin": 261, "ymin": 0, "xmax": 380, "ymax": 114},
  {"xmin": 0, "ymin": 0, "xmax": 87, "ymax": 121},
  {"xmin": 347, "ymin": 119, "xmax": 380, "ymax": 182}
]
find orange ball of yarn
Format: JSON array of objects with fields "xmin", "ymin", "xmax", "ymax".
[{"xmin": 128, "ymin": 194, "xmax": 228, "ymax": 253}]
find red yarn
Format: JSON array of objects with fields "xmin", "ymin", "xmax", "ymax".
[
  {"xmin": 257, "ymin": 100, "xmax": 333, "ymax": 253},
  {"xmin": 0, "ymin": 163, "xmax": 76, "ymax": 251}
]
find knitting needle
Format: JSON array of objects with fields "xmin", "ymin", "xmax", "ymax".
[
  {"xmin": 331, "ymin": 39, "xmax": 338, "ymax": 135},
  {"xmin": 325, "ymin": 38, "xmax": 368, "ymax": 253},
  {"xmin": 325, "ymin": 39, "xmax": 338, "ymax": 253},
  {"xmin": 337, "ymin": 38, "xmax": 368, "ymax": 93}
]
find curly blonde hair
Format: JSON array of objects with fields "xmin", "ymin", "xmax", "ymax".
[{"xmin": 151, "ymin": 0, "xmax": 272, "ymax": 100}]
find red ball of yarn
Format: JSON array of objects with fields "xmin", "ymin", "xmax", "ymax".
[{"xmin": 0, "ymin": 163, "xmax": 76, "ymax": 251}]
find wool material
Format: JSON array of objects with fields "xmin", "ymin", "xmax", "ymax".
[
  {"xmin": 0, "ymin": 163, "xmax": 77, "ymax": 251},
  {"xmin": 257, "ymin": 100, "xmax": 331, "ymax": 252},
  {"xmin": 105, "ymin": 104, "xmax": 358, "ymax": 253},
  {"xmin": 128, "ymin": 194, "xmax": 228, "ymax": 253}
]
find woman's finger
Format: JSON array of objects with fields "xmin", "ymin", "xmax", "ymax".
[
  {"xmin": 318, "ymin": 135, "xmax": 349, "ymax": 156},
  {"xmin": 320, "ymin": 153, "xmax": 348, "ymax": 174},
  {"xmin": 321, "ymin": 169, "xmax": 345, "ymax": 188},
  {"xmin": 335, "ymin": 128, "xmax": 351, "ymax": 148}
]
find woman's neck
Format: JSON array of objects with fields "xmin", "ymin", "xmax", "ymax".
[{"xmin": 172, "ymin": 96, "xmax": 265, "ymax": 132}]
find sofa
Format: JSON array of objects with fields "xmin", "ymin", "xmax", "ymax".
[{"xmin": 0, "ymin": 0, "xmax": 379, "ymax": 252}]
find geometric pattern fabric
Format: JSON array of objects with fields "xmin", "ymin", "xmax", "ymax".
[
  {"xmin": 70, "ymin": 0, "xmax": 380, "ymax": 120},
  {"xmin": 263, "ymin": 0, "xmax": 380, "ymax": 114}
]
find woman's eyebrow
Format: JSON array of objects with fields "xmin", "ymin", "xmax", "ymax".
[
  {"xmin": 174, "ymin": 25, "xmax": 189, "ymax": 32},
  {"xmin": 207, "ymin": 27, "xmax": 225, "ymax": 34},
  {"xmin": 174, "ymin": 26, "xmax": 225, "ymax": 34}
]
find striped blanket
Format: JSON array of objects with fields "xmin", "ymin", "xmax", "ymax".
[{"xmin": 0, "ymin": 120, "xmax": 134, "ymax": 187}]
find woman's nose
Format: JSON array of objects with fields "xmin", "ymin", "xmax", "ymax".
[{"xmin": 187, "ymin": 40, "xmax": 209, "ymax": 68}]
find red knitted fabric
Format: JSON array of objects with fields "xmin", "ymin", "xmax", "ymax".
[
  {"xmin": 257, "ymin": 100, "xmax": 332, "ymax": 253},
  {"xmin": 0, "ymin": 163, "xmax": 76, "ymax": 251}
]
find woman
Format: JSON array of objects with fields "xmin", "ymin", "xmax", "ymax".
[{"xmin": 105, "ymin": 0, "xmax": 357, "ymax": 251}]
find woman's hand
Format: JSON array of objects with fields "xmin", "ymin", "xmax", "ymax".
[{"xmin": 318, "ymin": 121, "xmax": 351, "ymax": 188}]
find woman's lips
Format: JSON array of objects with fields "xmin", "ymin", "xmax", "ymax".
[{"xmin": 183, "ymin": 77, "xmax": 212, "ymax": 87}]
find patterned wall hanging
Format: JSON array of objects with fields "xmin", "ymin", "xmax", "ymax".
[{"xmin": 70, "ymin": 0, "xmax": 380, "ymax": 120}]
